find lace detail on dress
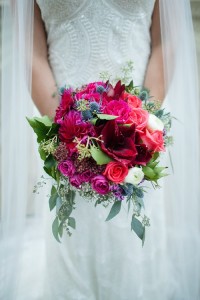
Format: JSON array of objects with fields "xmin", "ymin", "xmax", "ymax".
[{"xmin": 36, "ymin": 0, "xmax": 155, "ymax": 89}]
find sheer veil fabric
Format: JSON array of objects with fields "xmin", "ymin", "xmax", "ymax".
[{"xmin": 0, "ymin": 0, "xmax": 200, "ymax": 299}]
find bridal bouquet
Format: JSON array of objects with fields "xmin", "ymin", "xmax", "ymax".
[{"xmin": 28, "ymin": 79, "xmax": 173, "ymax": 244}]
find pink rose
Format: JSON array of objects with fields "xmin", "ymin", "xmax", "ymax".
[
  {"xmin": 79, "ymin": 170, "xmax": 94, "ymax": 183},
  {"xmin": 123, "ymin": 92, "xmax": 142, "ymax": 108},
  {"xmin": 103, "ymin": 161, "xmax": 129, "ymax": 184},
  {"xmin": 127, "ymin": 108, "xmax": 149, "ymax": 132},
  {"xmin": 103, "ymin": 100, "xmax": 131, "ymax": 123},
  {"xmin": 75, "ymin": 82, "xmax": 106, "ymax": 101},
  {"xmin": 58, "ymin": 160, "xmax": 75, "ymax": 177},
  {"xmin": 140, "ymin": 129, "xmax": 165, "ymax": 152},
  {"xmin": 70, "ymin": 175, "xmax": 82, "ymax": 188},
  {"xmin": 91, "ymin": 175, "xmax": 110, "ymax": 195}
]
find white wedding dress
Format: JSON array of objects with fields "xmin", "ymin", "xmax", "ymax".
[{"xmin": 35, "ymin": 1, "xmax": 178, "ymax": 299}]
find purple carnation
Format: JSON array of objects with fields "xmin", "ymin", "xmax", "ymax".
[{"xmin": 91, "ymin": 175, "xmax": 110, "ymax": 195}]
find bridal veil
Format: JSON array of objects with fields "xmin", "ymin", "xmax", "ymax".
[{"xmin": 0, "ymin": 0, "xmax": 199, "ymax": 299}]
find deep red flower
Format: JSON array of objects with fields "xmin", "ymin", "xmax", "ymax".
[
  {"xmin": 106, "ymin": 80, "xmax": 125, "ymax": 99},
  {"xmin": 135, "ymin": 144, "xmax": 152, "ymax": 166},
  {"xmin": 55, "ymin": 89, "xmax": 74, "ymax": 123},
  {"xmin": 96, "ymin": 120, "xmax": 137, "ymax": 166}
]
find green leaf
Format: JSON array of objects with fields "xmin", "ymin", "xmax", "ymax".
[
  {"xmin": 49, "ymin": 186, "xmax": 58, "ymax": 211},
  {"xmin": 131, "ymin": 216, "xmax": 145, "ymax": 241},
  {"xmin": 38, "ymin": 145, "xmax": 47, "ymax": 160},
  {"xmin": 154, "ymin": 166, "xmax": 167, "ymax": 173},
  {"xmin": 90, "ymin": 118, "xmax": 98, "ymax": 125},
  {"xmin": 96, "ymin": 114, "xmax": 118, "ymax": 120},
  {"xmin": 90, "ymin": 145, "xmax": 112, "ymax": 165},
  {"xmin": 68, "ymin": 217, "xmax": 76, "ymax": 229},
  {"xmin": 142, "ymin": 166, "xmax": 155, "ymax": 179},
  {"xmin": 44, "ymin": 154, "xmax": 56, "ymax": 169},
  {"xmin": 125, "ymin": 80, "xmax": 134, "ymax": 93},
  {"xmin": 34, "ymin": 115, "xmax": 53, "ymax": 127},
  {"xmin": 47, "ymin": 123, "xmax": 59, "ymax": 137},
  {"xmin": 27, "ymin": 116, "xmax": 53, "ymax": 142},
  {"xmin": 52, "ymin": 217, "xmax": 61, "ymax": 243},
  {"xmin": 152, "ymin": 152, "xmax": 159, "ymax": 161},
  {"xmin": 44, "ymin": 155, "xmax": 58, "ymax": 179},
  {"xmin": 106, "ymin": 201, "xmax": 122, "ymax": 221}
]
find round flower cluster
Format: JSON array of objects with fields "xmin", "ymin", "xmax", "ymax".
[{"xmin": 54, "ymin": 80, "xmax": 166, "ymax": 198}]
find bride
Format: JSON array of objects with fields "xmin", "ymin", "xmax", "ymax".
[{"xmin": 1, "ymin": 0, "xmax": 200, "ymax": 299}]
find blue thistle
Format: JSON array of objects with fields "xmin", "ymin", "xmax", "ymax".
[
  {"xmin": 96, "ymin": 85, "xmax": 106, "ymax": 94},
  {"xmin": 59, "ymin": 86, "xmax": 66, "ymax": 95},
  {"xmin": 89, "ymin": 101, "xmax": 100, "ymax": 114},
  {"xmin": 139, "ymin": 90, "xmax": 149, "ymax": 101},
  {"xmin": 132, "ymin": 186, "xmax": 144, "ymax": 198},
  {"xmin": 121, "ymin": 183, "xmax": 134, "ymax": 196},
  {"xmin": 81, "ymin": 110, "xmax": 93, "ymax": 121}
]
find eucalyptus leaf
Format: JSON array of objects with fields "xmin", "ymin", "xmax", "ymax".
[
  {"xmin": 56, "ymin": 196, "xmax": 62, "ymax": 213},
  {"xmin": 106, "ymin": 201, "xmax": 122, "ymax": 221},
  {"xmin": 58, "ymin": 222, "xmax": 64, "ymax": 238},
  {"xmin": 49, "ymin": 186, "xmax": 58, "ymax": 211},
  {"xmin": 90, "ymin": 145, "xmax": 112, "ymax": 165},
  {"xmin": 96, "ymin": 114, "xmax": 118, "ymax": 120},
  {"xmin": 68, "ymin": 217, "xmax": 76, "ymax": 229},
  {"xmin": 66, "ymin": 190, "xmax": 76, "ymax": 206},
  {"xmin": 142, "ymin": 227, "xmax": 146, "ymax": 247},
  {"xmin": 131, "ymin": 216, "xmax": 145, "ymax": 241},
  {"xmin": 52, "ymin": 217, "xmax": 61, "ymax": 243}
]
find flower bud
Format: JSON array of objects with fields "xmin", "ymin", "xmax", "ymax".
[
  {"xmin": 124, "ymin": 167, "xmax": 144, "ymax": 185},
  {"xmin": 147, "ymin": 114, "xmax": 164, "ymax": 132}
]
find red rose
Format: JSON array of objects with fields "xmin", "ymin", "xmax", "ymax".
[
  {"xmin": 123, "ymin": 92, "xmax": 142, "ymax": 108},
  {"xmin": 140, "ymin": 129, "xmax": 165, "ymax": 152},
  {"xmin": 103, "ymin": 161, "xmax": 129, "ymax": 183},
  {"xmin": 96, "ymin": 120, "xmax": 137, "ymax": 166},
  {"xmin": 103, "ymin": 100, "xmax": 131, "ymax": 123},
  {"xmin": 127, "ymin": 108, "xmax": 149, "ymax": 132}
]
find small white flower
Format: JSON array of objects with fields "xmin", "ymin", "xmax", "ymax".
[
  {"xmin": 147, "ymin": 114, "xmax": 164, "ymax": 132},
  {"xmin": 124, "ymin": 167, "xmax": 144, "ymax": 185}
]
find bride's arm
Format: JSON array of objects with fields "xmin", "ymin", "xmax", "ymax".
[
  {"xmin": 32, "ymin": 2, "xmax": 59, "ymax": 117},
  {"xmin": 143, "ymin": 0, "xmax": 164, "ymax": 102}
]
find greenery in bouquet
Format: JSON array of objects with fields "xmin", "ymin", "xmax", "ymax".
[{"xmin": 27, "ymin": 71, "xmax": 173, "ymax": 245}]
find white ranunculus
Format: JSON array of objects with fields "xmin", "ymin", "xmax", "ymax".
[
  {"xmin": 124, "ymin": 167, "xmax": 144, "ymax": 185},
  {"xmin": 147, "ymin": 114, "xmax": 164, "ymax": 132}
]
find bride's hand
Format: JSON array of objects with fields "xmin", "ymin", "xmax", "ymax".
[{"xmin": 32, "ymin": 2, "xmax": 59, "ymax": 118}]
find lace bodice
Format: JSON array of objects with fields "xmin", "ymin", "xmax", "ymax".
[{"xmin": 37, "ymin": 0, "xmax": 155, "ymax": 88}]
